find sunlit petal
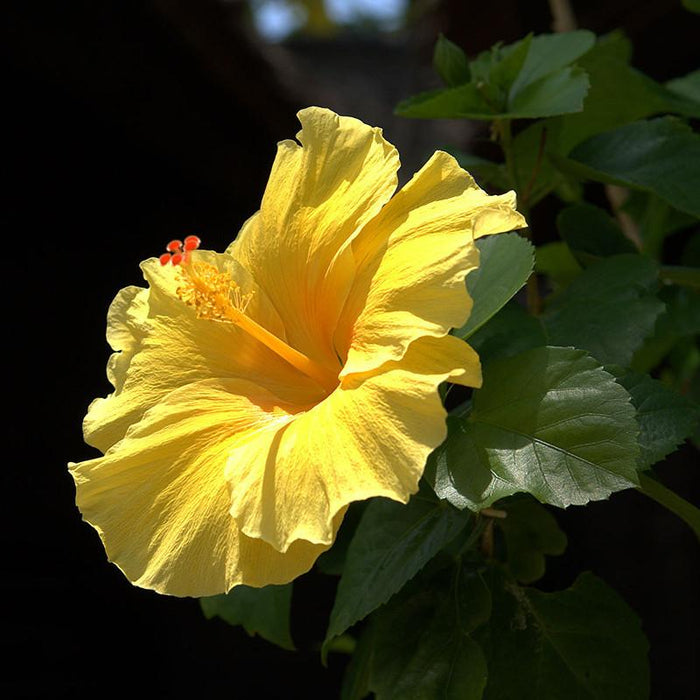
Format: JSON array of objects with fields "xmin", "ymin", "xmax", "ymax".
[
  {"xmin": 229, "ymin": 107, "xmax": 400, "ymax": 370},
  {"xmin": 72, "ymin": 108, "xmax": 524, "ymax": 597},
  {"xmin": 73, "ymin": 378, "xmax": 333, "ymax": 597},
  {"xmin": 84, "ymin": 251, "xmax": 321, "ymax": 453},
  {"xmin": 335, "ymin": 150, "xmax": 521, "ymax": 377},
  {"xmin": 226, "ymin": 333, "xmax": 475, "ymax": 552}
]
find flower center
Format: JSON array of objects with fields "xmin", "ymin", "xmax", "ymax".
[{"xmin": 160, "ymin": 237, "xmax": 338, "ymax": 393}]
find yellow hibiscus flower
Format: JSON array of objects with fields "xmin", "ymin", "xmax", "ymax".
[{"xmin": 69, "ymin": 107, "xmax": 525, "ymax": 597}]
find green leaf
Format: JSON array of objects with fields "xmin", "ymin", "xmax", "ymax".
[
  {"xmin": 550, "ymin": 33, "xmax": 700, "ymax": 155},
  {"xmin": 501, "ymin": 31, "xmax": 594, "ymax": 118},
  {"xmin": 315, "ymin": 501, "xmax": 367, "ymax": 576},
  {"xmin": 535, "ymin": 241, "xmax": 582, "ymax": 289},
  {"xmin": 682, "ymin": 0, "xmax": 700, "ymax": 13},
  {"xmin": 507, "ymin": 66, "xmax": 590, "ymax": 119},
  {"xmin": 638, "ymin": 472, "xmax": 700, "ymax": 540},
  {"xmin": 368, "ymin": 565, "xmax": 490, "ymax": 700},
  {"xmin": 433, "ymin": 34, "xmax": 470, "ymax": 87},
  {"xmin": 616, "ymin": 371, "xmax": 700, "ymax": 469},
  {"xmin": 666, "ymin": 69, "xmax": 700, "ymax": 106},
  {"xmin": 659, "ymin": 265, "xmax": 700, "ymax": 290},
  {"xmin": 508, "ymin": 30, "xmax": 595, "ymax": 100},
  {"xmin": 498, "ymin": 497, "xmax": 567, "ymax": 583},
  {"xmin": 426, "ymin": 346, "xmax": 640, "ymax": 511},
  {"xmin": 565, "ymin": 117, "xmax": 700, "ymax": 218},
  {"xmin": 394, "ymin": 83, "xmax": 496, "ymax": 120},
  {"xmin": 341, "ymin": 623, "xmax": 374, "ymax": 700},
  {"xmin": 468, "ymin": 301, "xmax": 546, "ymax": 364},
  {"xmin": 488, "ymin": 35, "xmax": 532, "ymax": 98},
  {"xmin": 465, "ymin": 37, "xmax": 533, "ymax": 112},
  {"xmin": 543, "ymin": 254, "xmax": 665, "ymax": 367},
  {"xmin": 448, "ymin": 150, "xmax": 510, "ymax": 191},
  {"xmin": 622, "ymin": 190, "xmax": 697, "ymax": 259},
  {"xmin": 396, "ymin": 31, "xmax": 594, "ymax": 120},
  {"xmin": 324, "ymin": 490, "xmax": 469, "ymax": 647},
  {"xmin": 632, "ymin": 286, "xmax": 700, "ymax": 373},
  {"xmin": 510, "ymin": 122, "xmax": 562, "ymax": 205},
  {"xmin": 682, "ymin": 230, "xmax": 700, "ymax": 267},
  {"xmin": 455, "ymin": 233, "xmax": 534, "ymax": 340},
  {"xmin": 200, "ymin": 583, "xmax": 294, "ymax": 650},
  {"xmin": 476, "ymin": 571, "xmax": 649, "ymax": 700},
  {"xmin": 556, "ymin": 203, "xmax": 637, "ymax": 266}
]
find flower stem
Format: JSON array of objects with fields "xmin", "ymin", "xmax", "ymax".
[
  {"xmin": 638, "ymin": 472, "xmax": 700, "ymax": 541},
  {"xmin": 497, "ymin": 118, "xmax": 540, "ymax": 314},
  {"xmin": 497, "ymin": 119, "xmax": 519, "ymax": 193}
]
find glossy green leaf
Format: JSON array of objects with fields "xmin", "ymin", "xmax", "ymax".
[
  {"xmin": 565, "ymin": 118, "xmax": 700, "ymax": 218},
  {"xmin": 543, "ymin": 254, "xmax": 665, "ymax": 367},
  {"xmin": 556, "ymin": 203, "xmax": 638, "ymax": 266},
  {"xmin": 682, "ymin": 0, "xmax": 700, "ymax": 13},
  {"xmin": 200, "ymin": 583, "xmax": 294, "ymax": 650},
  {"xmin": 498, "ymin": 497, "xmax": 567, "ymax": 583},
  {"xmin": 468, "ymin": 301, "xmax": 546, "ymax": 364},
  {"xmin": 368, "ymin": 566, "xmax": 490, "ymax": 700},
  {"xmin": 455, "ymin": 233, "xmax": 534, "ymax": 340},
  {"xmin": 427, "ymin": 347, "xmax": 640, "ymax": 511},
  {"xmin": 617, "ymin": 371, "xmax": 700, "ymax": 469},
  {"xmin": 433, "ymin": 34, "xmax": 470, "ymax": 87},
  {"xmin": 476, "ymin": 571, "xmax": 649, "ymax": 700},
  {"xmin": 324, "ymin": 490, "xmax": 469, "ymax": 647}
]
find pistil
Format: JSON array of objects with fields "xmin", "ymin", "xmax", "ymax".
[{"xmin": 160, "ymin": 236, "xmax": 338, "ymax": 393}]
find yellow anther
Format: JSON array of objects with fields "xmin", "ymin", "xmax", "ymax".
[
  {"xmin": 177, "ymin": 263, "xmax": 253, "ymax": 321},
  {"xmin": 176, "ymin": 259, "xmax": 338, "ymax": 393}
]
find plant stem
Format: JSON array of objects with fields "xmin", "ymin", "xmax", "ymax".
[
  {"xmin": 548, "ymin": 0, "xmax": 577, "ymax": 31},
  {"xmin": 457, "ymin": 515, "xmax": 487, "ymax": 558},
  {"xmin": 638, "ymin": 472, "xmax": 700, "ymax": 541},
  {"xmin": 497, "ymin": 118, "xmax": 541, "ymax": 314},
  {"xmin": 659, "ymin": 265, "xmax": 700, "ymax": 290},
  {"xmin": 497, "ymin": 119, "xmax": 518, "ymax": 193},
  {"xmin": 480, "ymin": 519, "xmax": 496, "ymax": 558},
  {"xmin": 521, "ymin": 126, "xmax": 547, "ymax": 209}
]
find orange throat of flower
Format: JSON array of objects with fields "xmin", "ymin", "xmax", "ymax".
[{"xmin": 159, "ymin": 236, "xmax": 339, "ymax": 394}]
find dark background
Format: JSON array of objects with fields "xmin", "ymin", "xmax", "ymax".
[{"xmin": 3, "ymin": 1, "xmax": 698, "ymax": 697}]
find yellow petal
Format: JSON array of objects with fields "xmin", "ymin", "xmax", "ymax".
[
  {"xmin": 228, "ymin": 107, "xmax": 400, "ymax": 371},
  {"xmin": 226, "ymin": 333, "xmax": 471, "ymax": 552},
  {"xmin": 103, "ymin": 285, "xmax": 149, "ymax": 391},
  {"xmin": 84, "ymin": 251, "xmax": 323, "ymax": 453},
  {"xmin": 335, "ymin": 152, "xmax": 525, "ymax": 378},
  {"xmin": 71, "ymin": 378, "xmax": 335, "ymax": 597},
  {"xmin": 399, "ymin": 333, "xmax": 482, "ymax": 388},
  {"xmin": 472, "ymin": 189, "xmax": 527, "ymax": 238},
  {"xmin": 75, "ymin": 108, "xmax": 525, "ymax": 598}
]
